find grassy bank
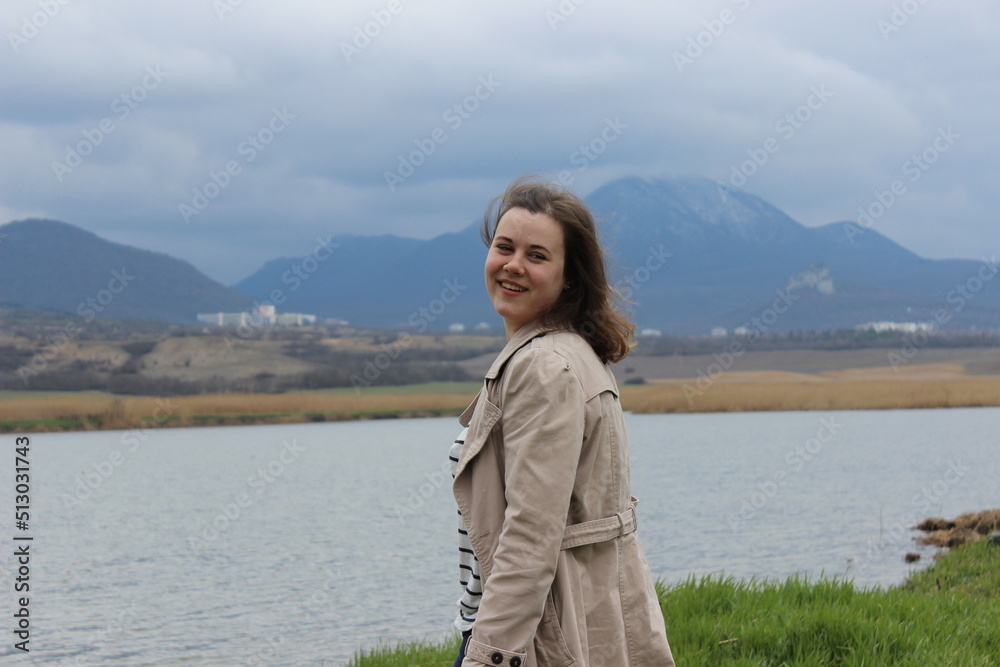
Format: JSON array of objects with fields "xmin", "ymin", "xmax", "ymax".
[
  {"xmin": 3, "ymin": 375, "xmax": 1000, "ymax": 433},
  {"xmin": 349, "ymin": 539, "xmax": 1000, "ymax": 666},
  {"xmin": 621, "ymin": 375, "xmax": 1000, "ymax": 413},
  {"xmin": 0, "ymin": 384, "xmax": 479, "ymax": 433}
]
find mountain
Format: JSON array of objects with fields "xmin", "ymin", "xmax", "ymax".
[
  {"xmin": 0, "ymin": 219, "xmax": 253, "ymax": 323},
  {"xmin": 583, "ymin": 177, "xmax": 1000, "ymax": 333},
  {"xmin": 4, "ymin": 178, "xmax": 998, "ymax": 333},
  {"xmin": 234, "ymin": 176, "xmax": 1000, "ymax": 334}
]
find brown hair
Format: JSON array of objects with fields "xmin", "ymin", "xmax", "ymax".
[{"xmin": 482, "ymin": 175, "xmax": 634, "ymax": 363}]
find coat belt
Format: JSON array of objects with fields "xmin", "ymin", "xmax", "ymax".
[{"xmin": 560, "ymin": 496, "xmax": 638, "ymax": 550}]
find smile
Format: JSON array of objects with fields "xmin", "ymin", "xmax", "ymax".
[{"xmin": 499, "ymin": 281, "xmax": 527, "ymax": 292}]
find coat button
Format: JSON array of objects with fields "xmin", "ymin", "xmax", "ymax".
[
  {"xmin": 510, "ymin": 658, "xmax": 522, "ymax": 667},
  {"xmin": 491, "ymin": 652, "xmax": 503, "ymax": 664}
]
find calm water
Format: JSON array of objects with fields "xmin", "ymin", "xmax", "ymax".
[{"xmin": 0, "ymin": 407, "xmax": 996, "ymax": 665}]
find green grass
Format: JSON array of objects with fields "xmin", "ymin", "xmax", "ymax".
[
  {"xmin": 0, "ymin": 416, "xmax": 82, "ymax": 430},
  {"xmin": 0, "ymin": 389, "xmax": 109, "ymax": 399},
  {"xmin": 349, "ymin": 541, "xmax": 1000, "ymax": 666},
  {"xmin": 187, "ymin": 407, "xmax": 463, "ymax": 422},
  {"xmin": 0, "ymin": 383, "xmax": 480, "ymax": 401},
  {"xmin": 348, "ymin": 637, "xmax": 462, "ymax": 667}
]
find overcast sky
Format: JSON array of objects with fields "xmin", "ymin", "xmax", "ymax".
[{"xmin": 1, "ymin": 0, "xmax": 997, "ymax": 285}]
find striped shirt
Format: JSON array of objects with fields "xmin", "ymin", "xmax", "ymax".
[{"xmin": 449, "ymin": 427, "xmax": 481, "ymax": 631}]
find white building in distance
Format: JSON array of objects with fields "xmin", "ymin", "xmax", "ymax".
[
  {"xmin": 854, "ymin": 321, "xmax": 934, "ymax": 334},
  {"xmin": 197, "ymin": 305, "xmax": 317, "ymax": 327}
]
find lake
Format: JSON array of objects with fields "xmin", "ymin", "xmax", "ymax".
[{"xmin": 0, "ymin": 407, "xmax": 996, "ymax": 665}]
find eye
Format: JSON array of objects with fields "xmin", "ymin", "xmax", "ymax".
[{"xmin": 529, "ymin": 252, "xmax": 546, "ymax": 260}]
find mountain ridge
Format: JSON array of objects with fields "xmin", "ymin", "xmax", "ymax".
[
  {"xmin": 229, "ymin": 176, "xmax": 999, "ymax": 333},
  {"xmin": 0, "ymin": 218, "xmax": 254, "ymax": 323},
  {"xmin": 3, "ymin": 177, "xmax": 998, "ymax": 333}
]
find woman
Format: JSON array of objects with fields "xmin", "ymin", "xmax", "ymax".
[{"xmin": 451, "ymin": 176, "xmax": 674, "ymax": 666}]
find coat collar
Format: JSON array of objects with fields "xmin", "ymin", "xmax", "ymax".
[
  {"xmin": 485, "ymin": 319, "xmax": 553, "ymax": 380},
  {"xmin": 458, "ymin": 319, "xmax": 555, "ymax": 427}
]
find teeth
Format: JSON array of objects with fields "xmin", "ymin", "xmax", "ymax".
[{"xmin": 501, "ymin": 281, "xmax": 527, "ymax": 292}]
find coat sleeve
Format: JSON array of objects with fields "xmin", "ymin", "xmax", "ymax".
[{"xmin": 463, "ymin": 346, "xmax": 584, "ymax": 666}]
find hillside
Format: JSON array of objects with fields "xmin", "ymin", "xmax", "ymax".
[
  {"xmin": 0, "ymin": 219, "xmax": 254, "ymax": 323},
  {"xmin": 3, "ymin": 177, "xmax": 999, "ymax": 333},
  {"xmin": 235, "ymin": 177, "xmax": 1000, "ymax": 333}
]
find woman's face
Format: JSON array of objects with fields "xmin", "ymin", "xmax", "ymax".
[{"xmin": 484, "ymin": 206, "xmax": 566, "ymax": 339}]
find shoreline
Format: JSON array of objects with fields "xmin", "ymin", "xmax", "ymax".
[
  {"xmin": 3, "ymin": 375, "xmax": 1000, "ymax": 433},
  {"xmin": 347, "ymin": 534, "xmax": 1000, "ymax": 666}
]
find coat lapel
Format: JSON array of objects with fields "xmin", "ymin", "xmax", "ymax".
[
  {"xmin": 454, "ymin": 320, "xmax": 549, "ymax": 479},
  {"xmin": 485, "ymin": 319, "xmax": 551, "ymax": 380}
]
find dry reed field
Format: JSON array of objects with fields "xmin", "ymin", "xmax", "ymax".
[
  {"xmin": 0, "ymin": 390, "xmax": 477, "ymax": 432},
  {"xmin": 3, "ymin": 369, "xmax": 1000, "ymax": 433},
  {"xmin": 619, "ymin": 376, "xmax": 1000, "ymax": 413}
]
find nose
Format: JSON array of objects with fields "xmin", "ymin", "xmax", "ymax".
[{"xmin": 504, "ymin": 255, "xmax": 524, "ymax": 275}]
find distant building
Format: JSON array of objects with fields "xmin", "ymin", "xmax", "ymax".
[
  {"xmin": 196, "ymin": 307, "xmax": 317, "ymax": 328},
  {"xmin": 733, "ymin": 326, "xmax": 749, "ymax": 336},
  {"xmin": 711, "ymin": 327, "xmax": 728, "ymax": 337},
  {"xmin": 197, "ymin": 312, "xmax": 250, "ymax": 327},
  {"xmin": 854, "ymin": 321, "xmax": 933, "ymax": 334},
  {"xmin": 275, "ymin": 313, "xmax": 317, "ymax": 326},
  {"xmin": 474, "ymin": 322, "xmax": 493, "ymax": 331}
]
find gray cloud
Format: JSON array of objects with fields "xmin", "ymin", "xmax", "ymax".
[{"xmin": 1, "ymin": 0, "xmax": 997, "ymax": 285}]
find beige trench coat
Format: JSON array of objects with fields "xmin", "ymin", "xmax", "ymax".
[{"xmin": 453, "ymin": 320, "xmax": 675, "ymax": 667}]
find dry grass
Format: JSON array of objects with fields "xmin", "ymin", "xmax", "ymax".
[
  {"xmin": 4, "ymin": 373, "xmax": 1000, "ymax": 433},
  {"xmin": 0, "ymin": 390, "xmax": 478, "ymax": 432},
  {"xmin": 817, "ymin": 363, "xmax": 969, "ymax": 381},
  {"xmin": 915, "ymin": 509, "xmax": 1000, "ymax": 547},
  {"xmin": 620, "ymin": 376, "xmax": 1000, "ymax": 414},
  {"xmin": 141, "ymin": 336, "xmax": 315, "ymax": 381}
]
